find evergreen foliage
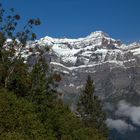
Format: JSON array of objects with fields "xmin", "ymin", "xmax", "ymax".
[
  {"xmin": 77, "ymin": 75, "xmax": 108, "ymax": 138},
  {"xmin": 0, "ymin": 89, "xmax": 51, "ymax": 140}
]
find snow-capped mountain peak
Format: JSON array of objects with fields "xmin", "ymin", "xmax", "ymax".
[
  {"xmin": 24, "ymin": 31, "xmax": 140, "ymax": 70},
  {"xmin": 87, "ymin": 31, "xmax": 110, "ymax": 38},
  {"xmin": 23, "ymin": 31, "xmax": 140, "ymax": 108}
]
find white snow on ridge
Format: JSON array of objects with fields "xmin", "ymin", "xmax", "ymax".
[
  {"xmin": 50, "ymin": 60, "xmax": 125, "ymax": 71},
  {"xmin": 130, "ymin": 48, "xmax": 140, "ymax": 55},
  {"xmin": 18, "ymin": 31, "xmax": 140, "ymax": 69},
  {"xmin": 39, "ymin": 31, "xmax": 115, "ymax": 45},
  {"xmin": 52, "ymin": 44, "xmax": 81, "ymax": 56}
]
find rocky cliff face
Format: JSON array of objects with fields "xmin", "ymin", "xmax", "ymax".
[
  {"xmin": 19, "ymin": 31, "xmax": 140, "ymax": 139},
  {"xmin": 23, "ymin": 31, "xmax": 140, "ymax": 107}
]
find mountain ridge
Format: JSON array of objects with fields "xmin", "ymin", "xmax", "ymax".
[
  {"xmin": 25, "ymin": 31, "xmax": 140, "ymax": 70},
  {"xmin": 22, "ymin": 31, "xmax": 140, "ymax": 139},
  {"xmin": 23, "ymin": 31, "xmax": 140, "ymax": 101}
]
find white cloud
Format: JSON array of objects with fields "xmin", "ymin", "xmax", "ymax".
[
  {"xmin": 116, "ymin": 100, "xmax": 140, "ymax": 126},
  {"xmin": 106, "ymin": 118, "xmax": 136, "ymax": 133}
]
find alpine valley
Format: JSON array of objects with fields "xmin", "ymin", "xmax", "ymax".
[{"xmin": 20, "ymin": 31, "xmax": 140, "ymax": 140}]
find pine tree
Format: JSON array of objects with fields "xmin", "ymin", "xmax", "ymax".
[
  {"xmin": 77, "ymin": 75, "xmax": 108, "ymax": 138},
  {"xmin": 28, "ymin": 58, "xmax": 57, "ymax": 112}
]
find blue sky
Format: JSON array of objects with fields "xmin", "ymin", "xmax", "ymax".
[{"xmin": 1, "ymin": 0, "xmax": 140, "ymax": 43}]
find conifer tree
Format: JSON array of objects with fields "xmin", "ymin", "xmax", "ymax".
[
  {"xmin": 29, "ymin": 58, "xmax": 57, "ymax": 108},
  {"xmin": 77, "ymin": 75, "xmax": 108, "ymax": 138}
]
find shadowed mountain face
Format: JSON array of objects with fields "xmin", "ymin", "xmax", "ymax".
[{"xmin": 23, "ymin": 31, "xmax": 140, "ymax": 139}]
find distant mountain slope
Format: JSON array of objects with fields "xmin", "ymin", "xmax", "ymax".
[
  {"xmin": 22, "ymin": 31, "xmax": 140, "ymax": 140},
  {"xmin": 24, "ymin": 31, "xmax": 140, "ymax": 100}
]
